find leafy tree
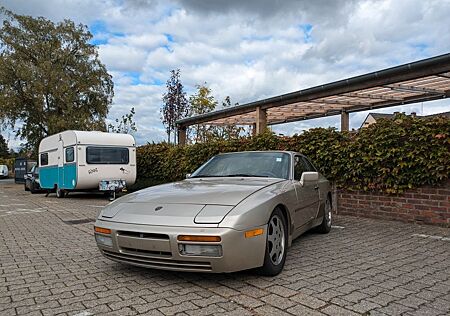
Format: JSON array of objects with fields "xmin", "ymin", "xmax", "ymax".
[
  {"xmin": 212, "ymin": 96, "xmax": 245, "ymax": 140},
  {"xmin": 8, "ymin": 148, "xmax": 17, "ymax": 158},
  {"xmin": 188, "ymin": 83, "xmax": 217, "ymax": 143},
  {"xmin": 161, "ymin": 69, "xmax": 188, "ymax": 143},
  {"xmin": 108, "ymin": 107, "xmax": 137, "ymax": 134},
  {"xmin": 0, "ymin": 8, "xmax": 113, "ymax": 153},
  {"xmin": 0, "ymin": 134, "xmax": 8, "ymax": 158}
]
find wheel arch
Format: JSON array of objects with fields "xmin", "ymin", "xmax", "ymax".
[
  {"xmin": 274, "ymin": 203, "xmax": 292, "ymax": 239},
  {"xmin": 327, "ymin": 191, "xmax": 333, "ymax": 214}
]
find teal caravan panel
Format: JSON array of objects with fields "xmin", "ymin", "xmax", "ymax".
[
  {"xmin": 39, "ymin": 165, "xmax": 59, "ymax": 189},
  {"xmin": 58, "ymin": 165, "xmax": 64, "ymax": 188},
  {"xmin": 62, "ymin": 163, "xmax": 77, "ymax": 189},
  {"xmin": 37, "ymin": 164, "xmax": 77, "ymax": 190}
]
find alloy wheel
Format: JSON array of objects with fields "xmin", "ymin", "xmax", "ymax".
[
  {"xmin": 325, "ymin": 198, "xmax": 332, "ymax": 227},
  {"xmin": 267, "ymin": 215, "xmax": 285, "ymax": 265}
]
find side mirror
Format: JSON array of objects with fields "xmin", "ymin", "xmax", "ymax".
[
  {"xmin": 300, "ymin": 172, "xmax": 319, "ymax": 186},
  {"xmin": 186, "ymin": 173, "xmax": 191, "ymax": 179}
]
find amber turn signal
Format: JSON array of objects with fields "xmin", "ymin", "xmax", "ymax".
[
  {"xmin": 245, "ymin": 228, "xmax": 264, "ymax": 238},
  {"xmin": 177, "ymin": 235, "xmax": 221, "ymax": 242},
  {"xmin": 94, "ymin": 226, "xmax": 112, "ymax": 234}
]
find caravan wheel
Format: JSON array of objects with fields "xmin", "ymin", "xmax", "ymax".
[{"xmin": 56, "ymin": 186, "xmax": 65, "ymax": 198}]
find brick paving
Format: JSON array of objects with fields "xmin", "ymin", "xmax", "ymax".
[{"xmin": 1, "ymin": 180, "xmax": 450, "ymax": 316}]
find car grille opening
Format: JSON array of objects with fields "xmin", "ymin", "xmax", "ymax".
[
  {"xmin": 117, "ymin": 231, "xmax": 169, "ymax": 240},
  {"xmin": 120, "ymin": 247, "xmax": 171, "ymax": 258},
  {"xmin": 103, "ymin": 250, "xmax": 212, "ymax": 271}
]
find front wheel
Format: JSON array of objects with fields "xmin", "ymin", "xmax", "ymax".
[{"xmin": 258, "ymin": 208, "xmax": 288, "ymax": 276}]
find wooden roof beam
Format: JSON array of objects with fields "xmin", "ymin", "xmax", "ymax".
[
  {"xmin": 268, "ymin": 108, "xmax": 325, "ymax": 113},
  {"xmin": 437, "ymin": 73, "xmax": 450, "ymax": 79},
  {"xmin": 341, "ymin": 92, "xmax": 404, "ymax": 101},
  {"xmin": 385, "ymin": 84, "xmax": 447, "ymax": 95},
  {"xmin": 309, "ymin": 99, "xmax": 373, "ymax": 107}
]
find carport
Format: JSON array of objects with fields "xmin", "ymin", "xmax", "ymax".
[{"xmin": 176, "ymin": 53, "xmax": 450, "ymax": 145}]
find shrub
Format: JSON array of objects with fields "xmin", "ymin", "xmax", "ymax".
[
  {"xmin": 0, "ymin": 158, "xmax": 15, "ymax": 172},
  {"xmin": 134, "ymin": 115, "xmax": 449, "ymax": 193}
]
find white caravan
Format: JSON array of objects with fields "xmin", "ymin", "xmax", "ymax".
[{"xmin": 38, "ymin": 131, "xmax": 136, "ymax": 198}]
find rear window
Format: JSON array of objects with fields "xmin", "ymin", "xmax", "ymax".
[{"xmin": 86, "ymin": 147, "xmax": 129, "ymax": 164}]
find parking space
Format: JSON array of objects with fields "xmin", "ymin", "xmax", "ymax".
[{"xmin": 1, "ymin": 181, "xmax": 450, "ymax": 316}]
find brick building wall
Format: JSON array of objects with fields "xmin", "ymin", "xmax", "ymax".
[{"xmin": 336, "ymin": 181, "xmax": 450, "ymax": 227}]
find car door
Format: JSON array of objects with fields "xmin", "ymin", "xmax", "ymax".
[
  {"xmin": 292, "ymin": 155, "xmax": 320, "ymax": 229},
  {"xmin": 300, "ymin": 156, "xmax": 321, "ymax": 218}
]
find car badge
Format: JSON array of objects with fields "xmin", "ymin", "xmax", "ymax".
[{"xmin": 155, "ymin": 206, "xmax": 163, "ymax": 211}]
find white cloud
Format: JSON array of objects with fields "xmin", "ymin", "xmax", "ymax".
[
  {"xmin": 98, "ymin": 44, "xmax": 148, "ymax": 72},
  {"xmin": 2, "ymin": 0, "xmax": 450, "ymax": 148}
]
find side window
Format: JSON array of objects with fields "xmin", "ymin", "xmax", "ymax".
[
  {"xmin": 40, "ymin": 153, "xmax": 48, "ymax": 166},
  {"xmin": 301, "ymin": 156, "xmax": 316, "ymax": 172},
  {"xmin": 65, "ymin": 147, "xmax": 75, "ymax": 163},
  {"xmin": 294, "ymin": 156, "xmax": 305, "ymax": 180}
]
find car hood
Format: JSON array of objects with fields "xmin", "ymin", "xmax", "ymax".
[{"xmin": 99, "ymin": 177, "xmax": 284, "ymax": 226}]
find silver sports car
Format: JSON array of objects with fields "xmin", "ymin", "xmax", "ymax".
[{"xmin": 94, "ymin": 151, "xmax": 332, "ymax": 275}]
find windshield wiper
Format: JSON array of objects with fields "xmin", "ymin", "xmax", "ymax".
[
  {"xmin": 223, "ymin": 174, "xmax": 269, "ymax": 178},
  {"xmin": 189, "ymin": 175, "xmax": 222, "ymax": 178},
  {"xmin": 190, "ymin": 174, "xmax": 269, "ymax": 178}
]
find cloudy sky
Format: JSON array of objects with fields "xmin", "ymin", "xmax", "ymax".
[{"xmin": 1, "ymin": 0, "xmax": 450, "ymax": 147}]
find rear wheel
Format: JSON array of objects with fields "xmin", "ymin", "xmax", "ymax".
[
  {"xmin": 30, "ymin": 182, "xmax": 37, "ymax": 194},
  {"xmin": 316, "ymin": 196, "xmax": 332, "ymax": 234},
  {"xmin": 56, "ymin": 186, "xmax": 65, "ymax": 198},
  {"xmin": 258, "ymin": 208, "xmax": 288, "ymax": 276}
]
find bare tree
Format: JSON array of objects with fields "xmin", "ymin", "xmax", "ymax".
[{"xmin": 161, "ymin": 69, "xmax": 188, "ymax": 143}]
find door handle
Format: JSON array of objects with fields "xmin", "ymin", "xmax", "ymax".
[{"xmin": 314, "ymin": 185, "xmax": 319, "ymax": 190}]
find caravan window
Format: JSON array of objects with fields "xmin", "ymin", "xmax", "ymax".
[
  {"xmin": 40, "ymin": 153, "xmax": 48, "ymax": 166},
  {"xmin": 65, "ymin": 147, "xmax": 75, "ymax": 163},
  {"xmin": 86, "ymin": 147, "xmax": 129, "ymax": 164}
]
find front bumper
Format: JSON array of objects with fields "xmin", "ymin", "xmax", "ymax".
[{"xmin": 94, "ymin": 219, "xmax": 267, "ymax": 273}]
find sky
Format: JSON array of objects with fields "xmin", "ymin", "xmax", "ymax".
[{"xmin": 1, "ymin": 0, "xmax": 450, "ymax": 148}]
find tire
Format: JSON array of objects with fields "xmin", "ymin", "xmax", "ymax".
[
  {"xmin": 316, "ymin": 196, "xmax": 332, "ymax": 234},
  {"xmin": 56, "ymin": 186, "xmax": 65, "ymax": 198},
  {"xmin": 30, "ymin": 181, "xmax": 38, "ymax": 194},
  {"xmin": 24, "ymin": 182, "xmax": 30, "ymax": 191},
  {"xmin": 258, "ymin": 208, "xmax": 288, "ymax": 276}
]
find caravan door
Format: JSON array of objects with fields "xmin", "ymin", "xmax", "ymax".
[
  {"xmin": 63, "ymin": 146, "xmax": 76, "ymax": 189},
  {"xmin": 58, "ymin": 138, "xmax": 64, "ymax": 188}
]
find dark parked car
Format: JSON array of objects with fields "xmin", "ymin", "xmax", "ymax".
[
  {"xmin": 15, "ymin": 158, "xmax": 36, "ymax": 184},
  {"xmin": 24, "ymin": 166, "xmax": 43, "ymax": 193}
]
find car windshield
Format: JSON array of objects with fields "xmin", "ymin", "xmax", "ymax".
[{"xmin": 191, "ymin": 152, "xmax": 291, "ymax": 179}]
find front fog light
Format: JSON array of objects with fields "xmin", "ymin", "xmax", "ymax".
[
  {"xmin": 179, "ymin": 244, "xmax": 222, "ymax": 257},
  {"xmin": 95, "ymin": 234, "xmax": 113, "ymax": 247}
]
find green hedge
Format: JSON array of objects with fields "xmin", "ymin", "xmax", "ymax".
[
  {"xmin": 135, "ymin": 114, "xmax": 450, "ymax": 193},
  {"xmin": 0, "ymin": 158, "xmax": 14, "ymax": 172}
]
